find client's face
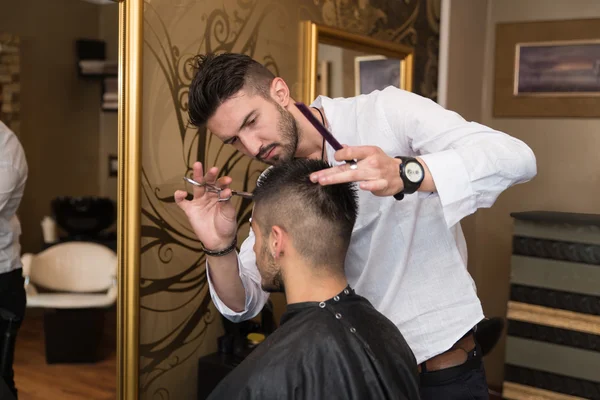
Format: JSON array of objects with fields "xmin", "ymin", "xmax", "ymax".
[{"xmin": 252, "ymin": 214, "xmax": 285, "ymax": 293}]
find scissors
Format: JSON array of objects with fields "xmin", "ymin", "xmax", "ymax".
[{"xmin": 183, "ymin": 176, "xmax": 254, "ymax": 202}]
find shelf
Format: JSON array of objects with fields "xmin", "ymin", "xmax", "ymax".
[
  {"xmin": 78, "ymin": 60, "xmax": 118, "ymax": 78},
  {"xmin": 76, "ymin": 39, "xmax": 117, "ymax": 112}
]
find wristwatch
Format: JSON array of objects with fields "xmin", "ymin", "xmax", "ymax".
[{"xmin": 393, "ymin": 156, "xmax": 425, "ymax": 200}]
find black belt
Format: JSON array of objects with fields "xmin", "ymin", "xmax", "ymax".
[{"xmin": 419, "ymin": 337, "xmax": 482, "ymax": 387}]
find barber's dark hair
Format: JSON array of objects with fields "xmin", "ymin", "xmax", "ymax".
[
  {"xmin": 252, "ymin": 159, "xmax": 358, "ymax": 269},
  {"xmin": 187, "ymin": 53, "xmax": 275, "ymax": 127}
]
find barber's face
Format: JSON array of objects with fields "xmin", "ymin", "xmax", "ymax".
[
  {"xmin": 207, "ymin": 89, "xmax": 298, "ymax": 165},
  {"xmin": 251, "ymin": 214, "xmax": 284, "ymax": 293}
]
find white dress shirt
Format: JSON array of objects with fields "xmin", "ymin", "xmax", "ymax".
[
  {"xmin": 0, "ymin": 121, "xmax": 28, "ymax": 274},
  {"xmin": 206, "ymin": 87, "xmax": 537, "ymax": 364}
]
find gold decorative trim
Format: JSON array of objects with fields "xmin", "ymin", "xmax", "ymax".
[
  {"xmin": 117, "ymin": 0, "xmax": 143, "ymax": 399},
  {"xmin": 298, "ymin": 20, "xmax": 318, "ymax": 104},
  {"xmin": 503, "ymin": 382, "xmax": 586, "ymax": 400},
  {"xmin": 298, "ymin": 20, "xmax": 414, "ymax": 104},
  {"xmin": 507, "ymin": 301, "xmax": 600, "ymax": 336}
]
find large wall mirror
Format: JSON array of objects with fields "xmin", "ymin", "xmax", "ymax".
[{"xmin": 299, "ymin": 20, "xmax": 414, "ymax": 104}]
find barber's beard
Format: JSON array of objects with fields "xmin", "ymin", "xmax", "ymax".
[
  {"xmin": 257, "ymin": 104, "xmax": 299, "ymax": 165},
  {"xmin": 258, "ymin": 241, "xmax": 285, "ymax": 293}
]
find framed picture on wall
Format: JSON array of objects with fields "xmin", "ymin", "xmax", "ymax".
[
  {"xmin": 515, "ymin": 40, "xmax": 600, "ymax": 96},
  {"xmin": 355, "ymin": 55, "xmax": 402, "ymax": 95},
  {"xmin": 494, "ymin": 18, "xmax": 600, "ymax": 117}
]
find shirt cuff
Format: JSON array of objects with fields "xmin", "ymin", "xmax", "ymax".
[
  {"xmin": 419, "ymin": 149, "xmax": 476, "ymax": 228},
  {"xmin": 205, "ymin": 252, "xmax": 249, "ymax": 320}
]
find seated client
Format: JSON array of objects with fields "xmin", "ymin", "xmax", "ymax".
[{"xmin": 207, "ymin": 159, "xmax": 420, "ymax": 400}]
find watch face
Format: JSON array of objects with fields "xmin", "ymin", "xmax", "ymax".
[{"xmin": 404, "ymin": 161, "xmax": 424, "ymax": 183}]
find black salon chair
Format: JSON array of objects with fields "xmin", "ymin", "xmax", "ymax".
[
  {"xmin": 48, "ymin": 196, "xmax": 117, "ymax": 251},
  {"xmin": 475, "ymin": 317, "xmax": 505, "ymax": 356},
  {"xmin": 197, "ymin": 301, "xmax": 276, "ymax": 399}
]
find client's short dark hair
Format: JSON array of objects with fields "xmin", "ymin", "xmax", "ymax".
[
  {"xmin": 188, "ymin": 53, "xmax": 276, "ymax": 127},
  {"xmin": 252, "ymin": 159, "xmax": 358, "ymax": 270}
]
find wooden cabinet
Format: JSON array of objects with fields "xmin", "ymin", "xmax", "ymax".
[{"xmin": 503, "ymin": 211, "xmax": 600, "ymax": 400}]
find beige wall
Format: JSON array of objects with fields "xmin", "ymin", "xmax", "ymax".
[
  {"xmin": 98, "ymin": 3, "xmax": 119, "ymax": 202},
  {"xmin": 0, "ymin": 0, "xmax": 108, "ymax": 252},
  {"xmin": 317, "ymin": 45, "xmax": 373, "ymax": 98},
  {"xmin": 441, "ymin": 0, "xmax": 489, "ymax": 296},
  {"xmin": 318, "ymin": 43, "xmax": 344, "ymax": 98},
  {"xmin": 341, "ymin": 47, "xmax": 364, "ymax": 97},
  {"xmin": 443, "ymin": 0, "xmax": 600, "ymax": 388}
]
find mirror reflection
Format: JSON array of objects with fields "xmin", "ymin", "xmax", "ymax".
[
  {"xmin": 0, "ymin": 1, "xmax": 119, "ymax": 399},
  {"xmin": 317, "ymin": 43, "xmax": 407, "ymax": 98}
]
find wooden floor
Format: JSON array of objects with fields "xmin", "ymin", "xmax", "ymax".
[{"xmin": 13, "ymin": 310, "xmax": 116, "ymax": 400}]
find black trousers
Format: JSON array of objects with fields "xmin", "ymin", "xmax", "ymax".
[
  {"xmin": 419, "ymin": 340, "xmax": 489, "ymax": 400},
  {"xmin": 0, "ymin": 268, "xmax": 26, "ymax": 399}
]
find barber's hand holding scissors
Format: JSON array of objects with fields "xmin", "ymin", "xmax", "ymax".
[
  {"xmin": 310, "ymin": 145, "xmax": 430, "ymax": 197},
  {"xmin": 174, "ymin": 162, "xmax": 238, "ymax": 251}
]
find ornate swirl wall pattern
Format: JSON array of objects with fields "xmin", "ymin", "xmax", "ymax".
[{"xmin": 139, "ymin": 0, "xmax": 286, "ymax": 398}]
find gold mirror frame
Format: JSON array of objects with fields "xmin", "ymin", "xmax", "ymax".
[
  {"xmin": 298, "ymin": 20, "xmax": 414, "ymax": 104},
  {"xmin": 117, "ymin": 0, "xmax": 143, "ymax": 399}
]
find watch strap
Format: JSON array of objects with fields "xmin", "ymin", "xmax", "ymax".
[
  {"xmin": 393, "ymin": 190, "xmax": 405, "ymax": 201},
  {"xmin": 394, "ymin": 156, "xmax": 423, "ymax": 199}
]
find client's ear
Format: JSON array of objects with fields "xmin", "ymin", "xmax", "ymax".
[{"xmin": 270, "ymin": 225, "xmax": 288, "ymax": 259}]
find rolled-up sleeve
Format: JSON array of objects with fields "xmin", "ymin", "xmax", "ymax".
[
  {"xmin": 206, "ymin": 225, "xmax": 270, "ymax": 322},
  {"xmin": 380, "ymin": 87, "xmax": 537, "ymax": 228}
]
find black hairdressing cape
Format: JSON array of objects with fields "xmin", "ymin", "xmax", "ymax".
[{"xmin": 207, "ymin": 286, "xmax": 420, "ymax": 400}]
